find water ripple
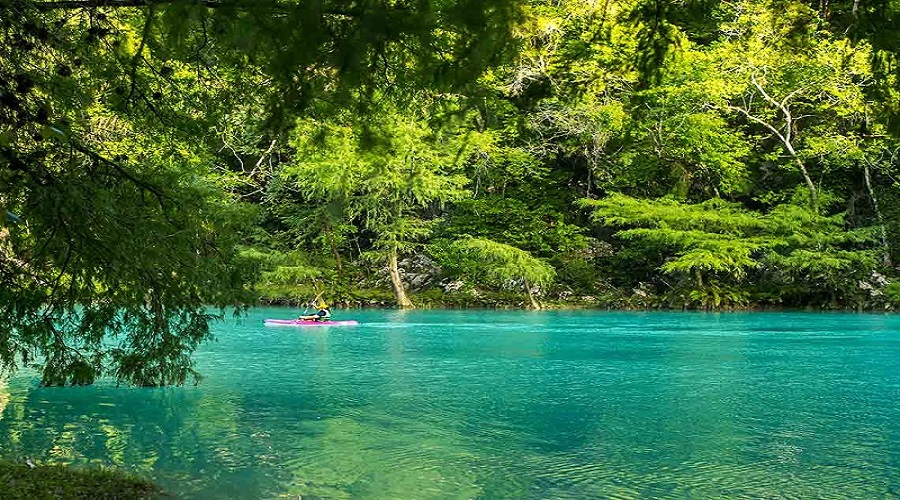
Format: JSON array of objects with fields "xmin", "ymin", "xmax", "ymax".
[{"xmin": 2, "ymin": 308, "xmax": 900, "ymax": 498}]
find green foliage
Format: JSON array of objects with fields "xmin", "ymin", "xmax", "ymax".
[
  {"xmin": 583, "ymin": 193, "xmax": 881, "ymax": 308},
  {"xmin": 241, "ymin": 247, "xmax": 322, "ymax": 293},
  {"xmin": 0, "ymin": 459, "xmax": 163, "ymax": 499},
  {"xmin": 442, "ymin": 196, "xmax": 588, "ymax": 256},
  {"xmin": 2, "ymin": 0, "xmax": 900, "ymax": 387},
  {"xmin": 885, "ymin": 283, "xmax": 900, "ymax": 307},
  {"xmin": 252, "ymin": 0, "xmax": 899, "ymax": 312},
  {"xmin": 0, "ymin": 0, "xmax": 525, "ymax": 383},
  {"xmin": 443, "ymin": 237, "xmax": 555, "ymax": 290},
  {"xmin": 285, "ymin": 101, "xmax": 471, "ymax": 253},
  {"xmin": 615, "ymin": 78, "xmax": 753, "ymax": 198},
  {"xmin": 1, "ymin": 141, "xmax": 258, "ymax": 385},
  {"xmin": 687, "ymin": 282, "xmax": 752, "ymax": 310}
]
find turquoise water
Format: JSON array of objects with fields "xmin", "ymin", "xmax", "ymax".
[{"xmin": 2, "ymin": 309, "xmax": 900, "ymax": 498}]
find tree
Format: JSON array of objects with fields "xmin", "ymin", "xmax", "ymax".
[
  {"xmin": 0, "ymin": 140, "xmax": 259, "ymax": 385},
  {"xmin": 283, "ymin": 101, "xmax": 471, "ymax": 308},
  {"xmin": 583, "ymin": 193, "xmax": 880, "ymax": 308},
  {"xmin": 447, "ymin": 237, "xmax": 556, "ymax": 309},
  {"xmin": 239, "ymin": 247, "xmax": 323, "ymax": 303}
]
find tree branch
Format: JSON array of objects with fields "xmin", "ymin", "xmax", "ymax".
[
  {"xmin": 126, "ymin": 5, "xmax": 155, "ymax": 109},
  {"xmin": 725, "ymin": 104, "xmax": 788, "ymax": 145},
  {"xmin": 32, "ymin": 0, "xmax": 217, "ymax": 10},
  {"xmin": 750, "ymin": 71, "xmax": 782, "ymax": 113},
  {"xmin": 780, "ymin": 87, "xmax": 804, "ymax": 110},
  {"xmin": 253, "ymin": 139, "xmax": 277, "ymax": 170},
  {"xmin": 29, "ymin": 0, "xmax": 355, "ymax": 16},
  {"xmin": 68, "ymin": 141, "xmax": 170, "ymax": 206},
  {"xmin": 727, "ymin": 71, "xmax": 820, "ymax": 211},
  {"xmin": 862, "ymin": 153, "xmax": 891, "ymax": 265}
]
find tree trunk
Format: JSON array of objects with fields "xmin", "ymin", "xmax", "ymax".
[
  {"xmin": 388, "ymin": 249, "xmax": 414, "ymax": 309},
  {"xmin": 322, "ymin": 214, "xmax": 343, "ymax": 278},
  {"xmin": 789, "ymin": 153, "xmax": 818, "ymax": 212},
  {"xmin": 863, "ymin": 163, "xmax": 891, "ymax": 266},
  {"xmin": 524, "ymin": 277, "xmax": 541, "ymax": 310}
]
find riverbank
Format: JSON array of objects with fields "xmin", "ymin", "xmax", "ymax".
[
  {"xmin": 0, "ymin": 460, "xmax": 163, "ymax": 499},
  {"xmin": 256, "ymin": 285, "xmax": 900, "ymax": 312}
]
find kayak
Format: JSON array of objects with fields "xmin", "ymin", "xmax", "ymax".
[{"xmin": 264, "ymin": 319, "xmax": 359, "ymax": 327}]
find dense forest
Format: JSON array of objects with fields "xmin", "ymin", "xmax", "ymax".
[
  {"xmin": 215, "ymin": 0, "xmax": 900, "ymax": 312},
  {"xmin": 3, "ymin": 0, "xmax": 900, "ymax": 385}
]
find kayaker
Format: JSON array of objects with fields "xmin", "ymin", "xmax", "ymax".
[{"xmin": 299, "ymin": 302, "xmax": 331, "ymax": 322}]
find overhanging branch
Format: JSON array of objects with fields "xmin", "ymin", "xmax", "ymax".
[
  {"xmin": 28, "ymin": 0, "xmax": 355, "ymax": 16},
  {"xmin": 31, "ymin": 0, "xmax": 221, "ymax": 10}
]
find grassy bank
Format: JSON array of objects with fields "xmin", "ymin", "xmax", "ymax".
[{"xmin": 0, "ymin": 460, "xmax": 164, "ymax": 499}]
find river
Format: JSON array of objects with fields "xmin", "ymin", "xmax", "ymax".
[{"xmin": 1, "ymin": 309, "xmax": 898, "ymax": 498}]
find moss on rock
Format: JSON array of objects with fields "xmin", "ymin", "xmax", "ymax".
[{"xmin": 0, "ymin": 460, "xmax": 164, "ymax": 499}]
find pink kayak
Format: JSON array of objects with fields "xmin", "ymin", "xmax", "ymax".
[{"xmin": 264, "ymin": 319, "xmax": 359, "ymax": 327}]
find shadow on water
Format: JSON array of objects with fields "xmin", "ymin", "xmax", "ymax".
[{"xmin": 1, "ymin": 308, "xmax": 900, "ymax": 497}]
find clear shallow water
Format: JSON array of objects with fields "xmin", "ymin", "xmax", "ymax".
[{"xmin": 2, "ymin": 309, "xmax": 900, "ymax": 498}]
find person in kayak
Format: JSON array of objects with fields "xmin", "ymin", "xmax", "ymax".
[{"xmin": 299, "ymin": 302, "xmax": 331, "ymax": 322}]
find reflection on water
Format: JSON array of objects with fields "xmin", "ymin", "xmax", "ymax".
[
  {"xmin": 1, "ymin": 310, "xmax": 900, "ymax": 498},
  {"xmin": 0, "ymin": 381, "xmax": 8, "ymax": 422}
]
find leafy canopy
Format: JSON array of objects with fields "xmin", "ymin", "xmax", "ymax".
[{"xmin": 0, "ymin": 0, "xmax": 523, "ymax": 384}]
